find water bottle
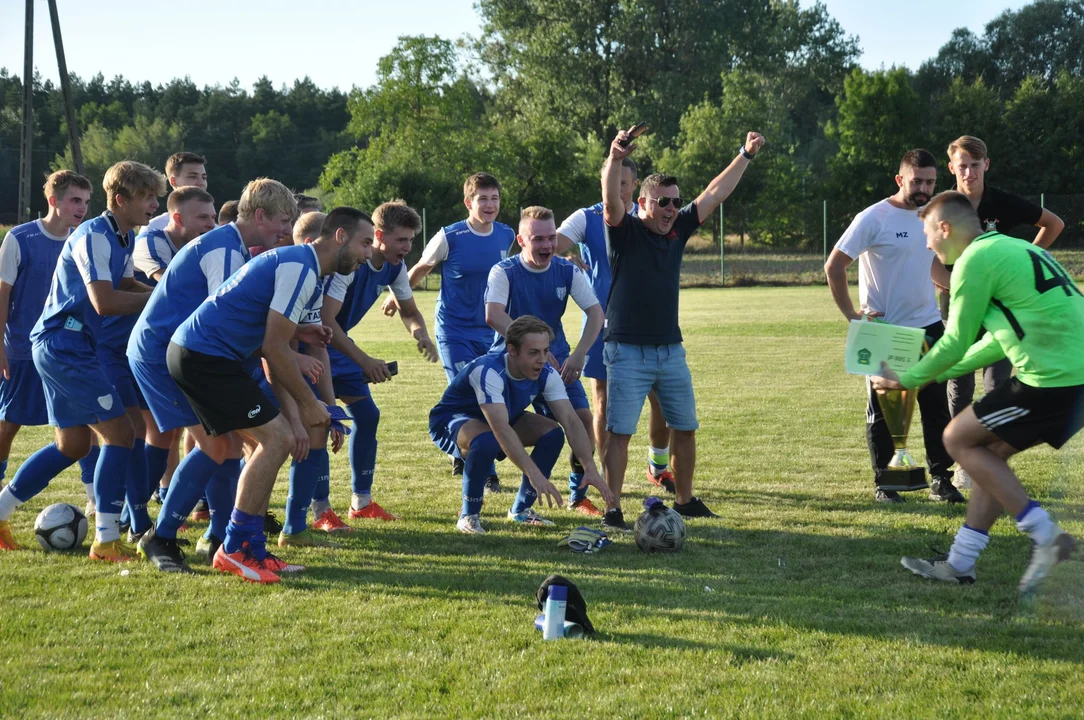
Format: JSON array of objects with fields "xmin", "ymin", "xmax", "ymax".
[
  {"xmin": 534, "ymin": 614, "xmax": 584, "ymax": 638},
  {"xmin": 542, "ymin": 584, "xmax": 568, "ymax": 640}
]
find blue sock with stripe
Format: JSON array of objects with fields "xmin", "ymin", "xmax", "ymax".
[
  {"xmin": 224, "ymin": 507, "xmax": 262, "ymax": 555},
  {"xmin": 157, "ymin": 448, "xmax": 221, "ymax": 540},
  {"xmin": 512, "ymin": 427, "xmax": 564, "ymax": 514},
  {"xmin": 205, "ymin": 458, "xmax": 240, "ymax": 541},
  {"xmin": 94, "ymin": 445, "xmax": 132, "ymax": 520},
  {"xmin": 124, "ymin": 439, "xmax": 152, "ymax": 535},
  {"xmin": 347, "ymin": 398, "xmax": 379, "ymax": 496},
  {"xmin": 144, "ymin": 443, "xmax": 170, "ymax": 497},
  {"xmin": 463, "ymin": 432, "xmax": 501, "ymax": 517}
]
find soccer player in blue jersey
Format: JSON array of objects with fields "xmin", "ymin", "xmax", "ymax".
[
  {"xmin": 0, "ymin": 171, "xmax": 92, "ymax": 506},
  {"xmin": 131, "ymin": 186, "xmax": 217, "ymax": 505},
  {"xmin": 486, "ymin": 206, "xmax": 606, "ymax": 520},
  {"xmin": 430, "ymin": 316, "xmax": 612, "ymax": 534},
  {"xmin": 0, "ymin": 161, "xmax": 165, "ymax": 558},
  {"xmin": 164, "ymin": 207, "xmax": 369, "ymax": 583},
  {"xmin": 131, "ymin": 178, "xmax": 297, "ymax": 571},
  {"xmin": 319, "ymin": 200, "xmax": 437, "ymax": 525},
  {"xmin": 388, "ymin": 173, "xmax": 512, "ymax": 490},
  {"xmin": 557, "ymin": 159, "xmax": 680, "ymax": 502}
]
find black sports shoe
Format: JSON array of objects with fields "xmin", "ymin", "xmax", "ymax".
[
  {"xmin": 263, "ymin": 511, "xmax": 284, "ymax": 535},
  {"xmin": 875, "ymin": 489, "xmax": 905, "ymax": 503},
  {"xmin": 485, "ymin": 475, "xmax": 502, "ymax": 494},
  {"xmin": 569, "ymin": 452, "xmax": 584, "ymax": 475},
  {"xmin": 452, "ymin": 457, "xmax": 464, "ymax": 476},
  {"xmin": 601, "ymin": 508, "xmax": 628, "ymax": 531},
  {"xmin": 673, "ymin": 497, "xmax": 719, "ymax": 518},
  {"xmin": 137, "ymin": 529, "xmax": 194, "ymax": 574},
  {"xmin": 929, "ymin": 478, "xmax": 966, "ymax": 504},
  {"xmin": 119, "ymin": 519, "xmax": 131, "ymax": 535},
  {"xmin": 150, "ymin": 488, "xmax": 162, "ymax": 504}
]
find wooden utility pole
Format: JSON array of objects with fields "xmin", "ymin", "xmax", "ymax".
[
  {"xmin": 48, "ymin": 0, "xmax": 84, "ymax": 175},
  {"xmin": 17, "ymin": 0, "xmax": 34, "ymax": 223}
]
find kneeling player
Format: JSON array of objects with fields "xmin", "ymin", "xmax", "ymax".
[
  {"xmin": 429, "ymin": 316, "xmax": 611, "ymax": 533},
  {"xmin": 165, "ymin": 207, "xmax": 368, "ymax": 582},
  {"xmin": 872, "ymin": 191, "xmax": 1082, "ymax": 592}
]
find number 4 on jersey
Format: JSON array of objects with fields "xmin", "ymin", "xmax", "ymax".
[{"xmin": 1030, "ymin": 250, "xmax": 1083, "ymax": 297}]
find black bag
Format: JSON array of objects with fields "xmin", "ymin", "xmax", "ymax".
[{"xmin": 536, "ymin": 574, "xmax": 594, "ymax": 634}]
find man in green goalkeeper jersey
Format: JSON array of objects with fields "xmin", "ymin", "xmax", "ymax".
[{"xmin": 872, "ymin": 191, "xmax": 1082, "ymax": 593}]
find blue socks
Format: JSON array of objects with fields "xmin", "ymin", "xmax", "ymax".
[
  {"xmin": 462, "ymin": 432, "xmax": 502, "ymax": 517},
  {"xmin": 568, "ymin": 453, "xmax": 586, "ymax": 503},
  {"xmin": 205, "ymin": 458, "xmax": 240, "ymax": 541},
  {"xmin": 512, "ymin": 427, "xmax": 564, "ymax": 514},
  {"xmin": 0, "ymin": 458, "xmax": 7, "ymax": 485},
  {"xmin": 144, "ymin": 443, "xmax": 170, "ymax": 497},
  {"xmin": 79, "ymin": 445, "xmax": 100, "ymax": 490},
  {"xmin": 284, "ymin": 449, "xmax": 328, "ymax": 535},
  {"xmin": 347, "ymin": 398, "xmax": 379, "ymax": 496},
  {"xmin": 94, "ymin": 445, "xmax": 131, "ymax": 518},
  {"xmin": 224, "ymin": 507, "xmax": 266, "ymax": 558},
  {"xmin": 157, "ymin": 448, "xmax": 221, "ymax": 540},
  {"xmin": 7, "ymin": 444, "xmax": 77, "ymax": 503},
  {"xmin": 124, "ymin": 439, "xmax": 152, "ymax": 534}
]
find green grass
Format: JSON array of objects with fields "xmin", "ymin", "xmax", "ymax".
[{"xmin": 2, "ymin": 288, "xmax": 1082, "ymax": 718}]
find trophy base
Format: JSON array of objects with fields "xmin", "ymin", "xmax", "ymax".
[{"xmin": 876, "ymin": 467, "xmax": 928, "ymax": 492}]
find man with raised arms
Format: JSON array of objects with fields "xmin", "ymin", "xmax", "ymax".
[
  {"xmin": 872, "ymin": 191, "xmax": 1081, "ymax": 592},
  {"xmin": 0, "ymin": 162, "xmax": 164, "ymax": 558},
  {"xmin": 429, "ymin": 316, "xmax": 612, "ymax": 534}
]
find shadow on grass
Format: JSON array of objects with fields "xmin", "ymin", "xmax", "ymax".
[{"xmin": 271, "ymin": 518, "xmax": 1084, "ymax": 664}]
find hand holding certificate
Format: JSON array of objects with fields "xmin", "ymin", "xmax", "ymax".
[{"xmin": 844, "ymin": 320, "xmax": 925, "ymax": 376}]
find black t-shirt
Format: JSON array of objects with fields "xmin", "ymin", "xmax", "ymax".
[
  {"xmin": 961, "ymin": 184, "xmax": 1043, "ymax": 237},
  {"xmin": 604, "ymin": 202, "xmax": 702, "ymax": 345}
]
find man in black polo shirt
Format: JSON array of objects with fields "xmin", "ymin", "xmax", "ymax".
[{"xmin": 599, "ymin": 126, "xmax": 765, "ymax": 529}]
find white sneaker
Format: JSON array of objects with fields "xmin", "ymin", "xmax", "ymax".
[
  {"xmin": 456, "ymin": 514, "xmax": 486, "ymax": 535},
  {"xmin": 507, "ymin": 509, "xmax": 555, "ymax": 527},
  {"xmin": 901, "ymin": 555, "xmax": 976, "ymax": 584},
  {"xmin": 1019, "ymin": 528, "xmax": 1076, "ymax": 593},
  {"xmin": 954, "ymin": 468, "xmax": 972, "ymax": 490}
]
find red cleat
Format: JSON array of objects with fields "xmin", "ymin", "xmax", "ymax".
[
  {"xmin": 570, "ymin": 498, "xmax": 603, "ymax": 517},
  {"xmin": 646, "ymin": 468, "xmax": 676, "ymax": 494},
  {"xmin": 349, "ymin": 502, "xmax": 398, "ymax": 521},
  {"xmin": 313, "ymin": 508, "xmax": 354, "ymax": 533},
  {"xmin": 212, "ymin": 545, "xmax": 279, "ymax": 583}
]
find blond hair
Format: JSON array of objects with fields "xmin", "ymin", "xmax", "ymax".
[
  {"xmin": 520, "ymin": 206, "xmax": 553, "ymax": 223},
  {"xmin": 43, "ymin": 169, "xmax": 91, "ymax": 201},
  {"xmin": 372, "ymin": 199, "xmax": 421, "ymax": 233},
  {"xmin": 103, "ymin": 161, "xmax": 167, "ymax": 211},
  {"xmin": 947, "ymin": 135, "xmax": 988, "ymax": 161},
  {"xmin": 237, "ymin": 178, "xmax": 298, "ymax": 223},
  {"xmin": 293, "ymin": 211, "xmax": 326, "ymax": 245}
]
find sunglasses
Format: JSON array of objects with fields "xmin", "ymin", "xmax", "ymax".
[{"xmin": 647, "ymin": 196, "xmax": 683, "ymax": 208}]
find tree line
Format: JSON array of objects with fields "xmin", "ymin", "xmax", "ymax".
[{"xmin": 2, "ymin": 0, "xmax": 1082, "ymax": 247}]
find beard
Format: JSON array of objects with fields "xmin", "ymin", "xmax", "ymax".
[
  {"xmin": 335, "ymin": 247, "xmax": 359, "ymax": 275},
  {"xmin": 907, "ymin": 191, "xmax": 930, "ymax": 208}
]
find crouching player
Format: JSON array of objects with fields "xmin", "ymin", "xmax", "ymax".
[
  {"xmin": 165, "ymin": 207, "xmax": 368, "ymax": 582},
  {"xmin": 0, "ymin": 162, "xmax": 163, "ymax": 557},
  {"xmin": 429, "ymin": 316, "xmax": 612, "ymax": 533},
  {"xmin": 485, "ymin": 206, "xmax": 605, "ymax": 518},
  {"xmin": 872, "ymin": 191, "xmax": 1082, "ymax": 592}
]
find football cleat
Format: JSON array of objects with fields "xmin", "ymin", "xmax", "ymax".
[
  {"xmin": 507, "ymin": 509, "xmax": 555, "ymax": 527},
  {"xmin": 456, "ymin": 514, "xmax": 486, "ymax": 535},
  {"xmin": 89, "ymin": 539, "xmax": 138, "ymax": 563},
  {"xmin": 570, "ymin": 498, "xmax": 602, "ymax": 517},
  {"xmin": 484, "ymin": 475, "xmax": 502, "ymax": 495},
  {"xmin": 0, "ymin": 520, "xmax": 19, "ymax": 550},
  {"xmin": 195, "ymin": 534, "xmax": 222, "ymax": 560},
  {"xmin": 673, "ymin": 497, "xmax": 720, "ymax": 518},
  {"xmin": 647, "ymin": 468, "xmax": 676, "ymax": 494},
  {"xmin": 1019, "ymin": 529, "xmax": 1076, "ymax": 593},
  {"xmin": 601, "ymin": 508, "xmax": 629, "ymax": 532},
  {"xmin": 451, "ymin": 457, "xmax": 464, "ymax": 476},
  {"xmin": 262, "ymin": 551, "xmax": 305, "ymax": 573},
  {"xmin": 349, "ymin": 502, "xmax": 398, "ymax": 521},
  {"xmin": 189, "ymin": 498, "xmax": 210, "ymax": 523},
  {"xmin": 213, "ymin": 545, "xmax": 279, "ymax": 583},
  {"xmin": 263, "ymin": 511, "xmax": 284, "ymax": 536},
  {"xmin": 901, "ymin": 554, "xmax": 976, "ymax": 584},
  {"xmin": 313, "ymin": 508, "xmax": 354, "ymax": 533},
  {"xmin": 277, "ymin": 529, "xmax": 334, "ymax": 548},
  {"xmin": 137, "ymin": 529, "xmax": 194, "ymax": 574}
]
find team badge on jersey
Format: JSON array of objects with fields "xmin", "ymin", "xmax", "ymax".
[{"xmin": 556, "ymin": 287, "xmax": 567, "ymax": 301}]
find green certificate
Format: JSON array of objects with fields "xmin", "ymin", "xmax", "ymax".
[{"xmin": 845, "ymin": 320, "xmax": 926, "ymax": 376}]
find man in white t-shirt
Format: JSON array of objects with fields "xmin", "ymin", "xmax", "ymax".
[
  {"xmin": 825, "ymin": 149, "xmax": 964, "ymax": 504},
  {"xmin": 146, "ymin": 152, "xmax": 209, "ymax": 232}
]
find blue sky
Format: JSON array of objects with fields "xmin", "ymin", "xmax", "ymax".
[{"xmin": 0, "ymin": 0, "xmax": 1029, "ymax": 91}]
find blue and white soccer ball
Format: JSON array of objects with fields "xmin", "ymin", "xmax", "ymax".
[{"xmin": 34, "ymin": 503, "xmax": 88, "ymax": 551}]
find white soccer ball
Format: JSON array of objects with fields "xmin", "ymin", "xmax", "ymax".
[
  {"xmin": 634, "ymin": 506, "xmax": 686, "ymax": 553},
  {"xmin": 34, "ymin": 503, "xmax": 88, "ymax": 551}
]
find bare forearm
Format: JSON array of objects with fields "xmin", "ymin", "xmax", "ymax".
[
  {"xmin": 399, "ymin": 307, "xmax": 430, "ymax": 339},
  {"xmin": 559, "ymin": 411, "xmax": 596, "ymax": 473},
  {"xmin": 306, "ymin": 345, "xmax": 336, "ymax": 405},
  {"xmin": 601, "ymin": 157, "xmax": 624, "ymax": 225},
  {"xmin": 826, "ymin": 267, "xmax": 858, "ymax": 319},
  {"xmin": 574, "ymin": 307, "xmax": 603, "ymax": 357},
  {"xmin": 263, "ymin": 344, "xmax": 316, "ymax": 405},
  {"xmin": 486, "ymin": 306, "xmax": 512, "ymax": 338},
  {"xmin": 696, "ymin": 155, "xmax": 751, "ymax": 222},
  {"xmin": 94, "ymin": 290, "xmax": 151, "ymax": 316},
  {"xmin": 407, "ymin": 263, "xmax": 433, "ymax": 288}
]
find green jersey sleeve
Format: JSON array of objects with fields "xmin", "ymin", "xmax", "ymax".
[{"xmin": 900, "ymin": 232, "xmax": 1084, "ymax": 390}]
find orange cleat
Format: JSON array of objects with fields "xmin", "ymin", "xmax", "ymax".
[
  {"xmin": 212, "ymin": 546, "xmax": 280, "ymax": 583},
  {"xmin": 0, "ymin": 520, "xmax": 19, "ymax": 550},
  {"xmin": 313, "ymin": 508, "xmax": 354, "ymax": 534},
  {"xmin": 88, "ymin": 539, "xmax": 138, "ymax": 562},
  {"xmin": 646, "ymin": 468, "xmax": 676, "ymax": 494},
  {"xmin": 349, "ymin": 502, "xmax": 398, "ymax": 521},
  {"xmin": 262, "ymin": 551, "xmax": 305, "ymax": 573},
  {"xmin": 570, "ymin": 498, "xmax": 603, "ymax": 517}
]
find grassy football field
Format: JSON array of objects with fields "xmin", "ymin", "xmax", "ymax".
[{"xmin": 1, "ymin": 287, "xmax": 1082, "ymax": 718}]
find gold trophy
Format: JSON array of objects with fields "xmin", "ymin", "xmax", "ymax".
[{"xmin": 876, "ymin": 388, "xmax": 928, "ymax": 491}]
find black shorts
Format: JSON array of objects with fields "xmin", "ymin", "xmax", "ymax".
[
  {"xmin": 973, "ymin": 377, "xmax": 1084, "ymax": 450},
  {"xmin": 166, "ymin": 342, "xmax": 279, "ymax": 437}
]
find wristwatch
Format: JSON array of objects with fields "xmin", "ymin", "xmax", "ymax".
[{"xmin": 738, "ymin": 145, "xmax": 755, "ymax": 160}]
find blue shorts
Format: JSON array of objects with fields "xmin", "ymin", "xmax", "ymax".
[
  {"xmin": 429, "ymin": 410, "xmax": 502, "ymax": 462},
  {"xmin": 101, "ymin": 348, "xmax": 147, "ymax": 410},
  {"xmin": 0, "ymin": 357, "xmax": 49, "ymax": 426},
  {"xmin": 603, "ymin": 342, "xmax": 699, "ymax": 435},
  {"xmin": 131, "ymin": 357, "xmax": 199, "ymax": 433},
  {"xmin": 533, "ymin": 357, "xmax": 590, "ymax": 415},
  {"xmin": 32, "ymin": 331, "xmax": 125, "ymax": 429},
  {"xmin": 581, "ymin": 317, "xmax": 606, "ymax": 381},
  {"xmin": 329, "ymin": 362, "xmax": 373, "ymax": 401},
  {"xmin": 437, "ymin": 335, "xmax": 492, "ymax": 383}
]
